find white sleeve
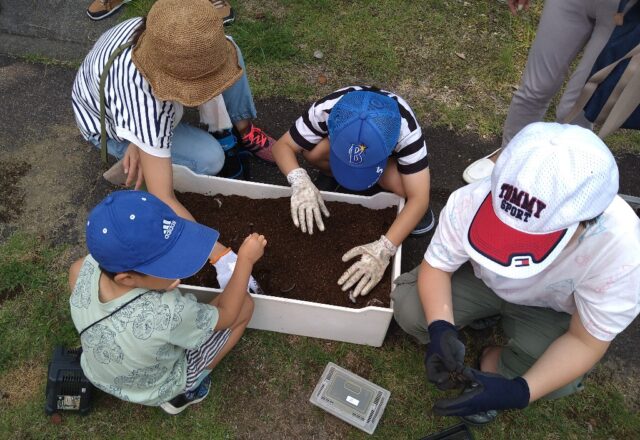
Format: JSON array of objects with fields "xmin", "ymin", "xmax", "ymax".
[
  {"xmin": 424, "ymin": 189, "xmax": 471, "ymax": 272},
  {"xmin": 575, "ymin": 263, "xmax": 640, "ymax": 341}
]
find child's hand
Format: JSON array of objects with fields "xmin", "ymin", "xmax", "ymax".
[{"xmin": 237, "ymin": 233, "xmax": 267, "ymax": 264}]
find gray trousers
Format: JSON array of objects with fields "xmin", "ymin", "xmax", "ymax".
[
  {"xmin": 502, "ymin": 0, "xmax": 621, "ymax": 146},
  {"xmin": 392, "ymin": 264, "xmax": 584, "ymax": 400}
]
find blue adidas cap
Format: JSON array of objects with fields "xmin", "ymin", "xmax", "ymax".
[
  {"xmin": 328, "ymin": 91, "xmax": 401, "ymax": 191},
  {"xmin": 86, "ymin": 190, "xmax": 219, "ymax": 279}
]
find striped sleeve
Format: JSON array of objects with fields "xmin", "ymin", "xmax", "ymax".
[
  {"xmin": 287, "ymin": 86, "xmax": 429, "ymax": 173},
  {"xmin": 111, "ymin": 53, "xmax": 174, "ymax": 157},
  {"xmin": 391, "ymin": 94, "xmax": 429, "ymax": 174},
  {"xmin": 71, "ymin": 18, "xmax": 175, "ymax": 158},
  {"xmin": 288, "ymin": 86, "xmax": 358, "ymax": 150}
]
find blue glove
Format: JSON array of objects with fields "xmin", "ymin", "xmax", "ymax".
[
  {"xmin": 425, "ymin": 320, "xmax": 466, "ymax": 390},
  {"xmin": 433, "ymin": 368, "xmax": 530, "ymax": 416}
]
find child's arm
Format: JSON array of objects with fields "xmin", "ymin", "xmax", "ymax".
[
  {"xmin": 68, "ymin": 257, "xmax": 86, "ymax": 292},
  {"xmin": 272, "ymin": 131, "xmax": 305, "ymax": 176},
  {"xmin": 384, "ymin": 168, "xmax": 431, "ymax": 246},
  {"xmin": 213, "ymin": 233, "xmax": 266, "ymax": 330}
]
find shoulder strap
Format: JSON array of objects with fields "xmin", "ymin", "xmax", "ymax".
[
  {"xmin": 563, "ymin": 0, "xmax": 640, "ymax": 128},
  {"xmin": 562, "ymin": 43, "xmax": 640, "ymax": 128},
  {"xmin": 79, "ymin": 289, "xmax": 149, "ymax": 337},
  {"xmin": 99, "ymin": 41, "xmax": 134, "ymax": 165},
  {"xmin": 598, "ymin": 61, "xmax": 640, "ymax": 138}
]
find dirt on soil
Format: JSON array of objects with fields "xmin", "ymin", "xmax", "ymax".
[
  {"xmin": 179, "ymin": 193, "xmax": 396, "ymax": 308},
  {"xmin": 0, "ymin": 160, "xmax": 30, "ymax": 223}
]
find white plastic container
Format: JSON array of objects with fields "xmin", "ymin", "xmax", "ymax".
[{"xmin": 173, "ymin": 165, "xmax": 404, "ymax": 347}]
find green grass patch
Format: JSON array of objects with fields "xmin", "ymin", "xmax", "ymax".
[
  {"xmin": 0, "ymin": 234, "xmax": 76, "ymax": 371},
  {"xmin": 19, "ymin": 54, "xmax": 80, "ymax": 69},
  {"xmin": 605, "ymin": 129, "xmax": 640, "ymax": 155},
  {"xmin": 120, "ymin": 0, "xmax": 543, "ymax": 136},
  {"xmin": 2, "ymin": 289, "xmax": 640, "ymax": 438}
]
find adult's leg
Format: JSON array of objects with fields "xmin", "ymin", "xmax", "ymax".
[
  {"xmin": 498, "ymin": 302, "xmax": 584, "ymax": 399},
  {"xmin": 91, "ymin": 126, "xmax": 225, "ymax": 176},
  {"xmin": 502, "ymin": 0, "xmax": 594, "ymax": 146},
  {"xmin": 555, "ymin": 0, "xmax": 621, "ymax": 125},
  {"xmin": 392, "ymin": 263, "xmax": 503, "ymax": 344},
  {"xmin": 222, "ymin": 38, "xmax": 258, "ymax": 130},
  {"xmin": 170, "ymin": 123, "xmax": 225, "ymax": 176},
  {"xmin": 222, "ymin": 37, "xmax": 276, "ymax": 162}
]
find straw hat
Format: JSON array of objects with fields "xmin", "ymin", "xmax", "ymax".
[{"xmin": 132, "ymin": 0, "xmax": 243, "ymax": 107}]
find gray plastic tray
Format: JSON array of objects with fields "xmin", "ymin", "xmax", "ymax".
[{"xmin": 309, "ymin": 362, "xmax": 390, "ymax": 435}]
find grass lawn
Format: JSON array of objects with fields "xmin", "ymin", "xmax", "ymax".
[
  {"xmin": 1, "ymin": 234, "xmax": 640, "ymax": 438},
  {"xmin": 2, "ymin": 0, "xmax": 640, "ymax": 438}
]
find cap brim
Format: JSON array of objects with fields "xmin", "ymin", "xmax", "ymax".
[
  {"xmin": 463, "ymin": 192, "xmax": 577, "ymax": 279},
  {"xmin": 329, "ymin": 147, "xmax": 386, "ymax": 191},
  {"xmin": 135, "ymin": 220, "xmax": 219, "ymax": 280}
]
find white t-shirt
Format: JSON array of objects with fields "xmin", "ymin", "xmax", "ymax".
[{"xmin": 425, "ymin": 179, "xmax": 640, "ymax": 341}]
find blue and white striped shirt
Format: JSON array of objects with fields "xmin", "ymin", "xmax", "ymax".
[{"xmin": 72, "ymin": 18, "xmax": 176, "ymax": 158}]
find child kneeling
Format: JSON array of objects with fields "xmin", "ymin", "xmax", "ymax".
[{"xmin": 68, "ymin": 190, "xmax": 265, "ymax": 414}]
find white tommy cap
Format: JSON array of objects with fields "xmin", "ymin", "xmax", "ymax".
[{"xmin": 463, "ymin": 122, "xmax": 619, "ymax": 279}]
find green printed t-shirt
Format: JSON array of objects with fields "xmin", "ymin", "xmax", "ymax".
[{"xmin": 69, "ymin": 255, "xmax": 219, "ymax": 406}]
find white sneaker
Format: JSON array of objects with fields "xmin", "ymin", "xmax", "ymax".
[{"xmin": 462, "ymin": 148, "xmax": 501, "ymax": 184}]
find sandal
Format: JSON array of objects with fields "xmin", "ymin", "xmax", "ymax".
[{"xmin": 211, "ymin": 0, "xmax": 236, "ymax": 25}]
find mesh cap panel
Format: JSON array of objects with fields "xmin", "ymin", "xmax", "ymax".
[{"xmin": 328, "ymin": 91, "xmax": 400, "ymax": 153}]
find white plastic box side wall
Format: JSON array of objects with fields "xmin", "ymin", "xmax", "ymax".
[{"xmin": 173, "ymin": 165, "xmax": 404, "ymax": 347}]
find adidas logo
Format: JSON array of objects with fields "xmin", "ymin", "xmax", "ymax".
[{"xmin": 163, "ymin": 219, "xmax": 176, "ymax": 239}]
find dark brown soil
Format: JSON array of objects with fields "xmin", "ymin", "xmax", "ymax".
[
  {"xmin": 179, "ymin": 193, "xmax": 397, "ymax": 308},
  {"xmin": 0, "ymin": 160, "xmax": 31, "ymax": 223},
  {"xmin": 0, "ymin": 286, "xmax": 23, "ymax": 305}
]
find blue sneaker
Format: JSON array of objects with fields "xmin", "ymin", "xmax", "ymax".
[
  {"xmin": 213, "ymin": 130, "xmax": 248, "ymax": 180},
  {"xmin": 160, "ymin": 376, "xmax": 211, "ymax": 415},
  {"xmin": 212, "ymin": 129, "xmax": 237, "ymax": 152}
]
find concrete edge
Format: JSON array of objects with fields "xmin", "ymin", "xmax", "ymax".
[{"xmin": 0, "ymin": 31, "xmax": 89, "ymax": 64}]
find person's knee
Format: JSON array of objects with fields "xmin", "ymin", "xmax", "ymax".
[
  {"xmin": 515, "ymin": 81, "xmax": 556, "ymax": 104},
  {"xmin": 197, "ymin": 145, "xmax": 225, "ymax": 176},
  {"xmin": 392, "ymin": 288, "xmax": 428, "ymax": 344},
  {"xmin": 236, "ymin": 295, "xmax": 254, "ymax": 326}
]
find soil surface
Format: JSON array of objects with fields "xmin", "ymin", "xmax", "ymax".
[
  {"xmin": 179, "ymin": 193, "xmax": 396, "ymax": 308},
  {"xmin": 0, "ymin": 160, "xmax": 30, "ymax": 223}
]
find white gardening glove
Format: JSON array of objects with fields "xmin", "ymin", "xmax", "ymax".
[
  {"xmin": 286, "ymin": 168, "xmax": 330, "ymax": 235},
  {"xmin": 212, "ymin": 250, "xmax": 264, "ymax": 294},
  {"xmin": 338, "ymin": 235, "xmax": 397, "ymax": 298}
]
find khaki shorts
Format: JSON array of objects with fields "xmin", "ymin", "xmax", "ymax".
[{"xmin": 392, "ymin": 263, "xmax": 584, "ymax": 400}]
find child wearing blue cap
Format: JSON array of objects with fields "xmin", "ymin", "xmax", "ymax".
[
  {"xmin": 272, "ymin": 86, "xmax": 433, "ymax": 298},
  {"xmin": 68, "ymin": 190, "xmax": 266, "ymax": 414}
]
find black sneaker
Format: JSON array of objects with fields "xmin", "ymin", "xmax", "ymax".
[
  {"xmin": 160, "ymin": 376, "xmax": 211, "ymax": 415},
  {"xmin": 461, "ymin": 409, "xmax": 498, "ymax": 426},
  {"xmin": 468, "ymin": 314, "xmax": 501, "ymax": 330},
  {"xmin": 411, "ymin": 208, "xmax": 436, "ymax": 236}
]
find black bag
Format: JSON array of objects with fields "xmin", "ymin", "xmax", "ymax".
[{"xmin": 565, "ymin": 0, "xmax": 640, "ymax": 138}]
